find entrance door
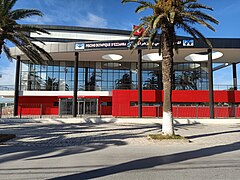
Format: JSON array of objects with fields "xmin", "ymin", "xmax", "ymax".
[
  {"xmin": 78, "ymin": 101, "xmax": 85, "ymax": 115},
  {"xmin": 59, "ymin": 98, "xmax": 98, "ymax": 116},
  {"xmin": 59, "ymin": 98, "xmax": 73, "ymax": 115},
  {"xmin": 84, "ymin": 99, "xmax": 98, "ymax": 115}
]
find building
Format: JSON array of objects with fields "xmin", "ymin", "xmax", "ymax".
[{"xmin": 6, "ymin": 25, "xmax": 240, "ymax": 118}]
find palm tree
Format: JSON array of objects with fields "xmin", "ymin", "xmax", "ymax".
[
  {"xmin": 0, "ymin": 0, "xmax": 53, "ymax": 64},
  {"xmin": 115, "ymin": 73, "xmax": 134, "ymax": 89},
  {"xmin": 175, "ymin": 71, "xmax": 200, "ymax": 90},
  {"xmin": 143, "ymin": 71, "xmax": 162, "ymax": 90},
  {"xmin": 85, "ymin": 72, "xmax": 96, "ymax": 91},
  {"xmin": 122, "ymin": 0, "xmax": 218, "ymax": 135},
  {"xmin": 45, "ymin": 77, "xmax": 59, "ymax": 91}
]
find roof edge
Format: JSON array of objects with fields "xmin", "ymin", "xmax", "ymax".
[{"xmin": 27, "ymin": 24, "xmax": 132, "ymax": 35}]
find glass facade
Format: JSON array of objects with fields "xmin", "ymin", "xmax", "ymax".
[
  {"xmin": 173, "ymin": 62, "xmax": 208, "ymax": 90},
  {"xmin": 20, "ymin": 60, "xmax": 209, "ymax": 91}
]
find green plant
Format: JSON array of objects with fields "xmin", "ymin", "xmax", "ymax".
[
  {"xmin": 0, "ymin": 0, "xmax": 53, "ymax": 63},
  {"xmin": 148, "ymin": 133, "xmax": 187, "ymax": 140}
]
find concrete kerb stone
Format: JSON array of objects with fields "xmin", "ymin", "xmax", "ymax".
[
  {"xmin": 40, "ymin": 117, "xmax": 240, "ymax": 125},
  {"xmin": 0, "ymin": 118, "xmax": 41, "ymax": 123},
  {"xmin": 1, "ymin": 117, "xmax": 239, "ymax": 125}
]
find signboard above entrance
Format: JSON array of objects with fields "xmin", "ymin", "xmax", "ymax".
[{"xmin": 75, "ymin": 39, "xmax": 194, "ymax": 51}]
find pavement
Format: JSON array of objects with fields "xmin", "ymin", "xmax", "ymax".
[{"xmin": 0, "ymin": 118, "xmax": 240, "ymax": 179}]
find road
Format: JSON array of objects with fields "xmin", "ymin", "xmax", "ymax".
[{"xmin": 0, "ymin": 122, "xmax": 240, "ymax": 180}]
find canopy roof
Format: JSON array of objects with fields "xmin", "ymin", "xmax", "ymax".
[{"xmin": 10, "ymin": 25, "xmax": 240, "ymax": 64}]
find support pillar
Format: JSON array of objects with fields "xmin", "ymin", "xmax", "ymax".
[
  {"xmin": 73, "ymin": 52, "xmax": 79, "ymax": 117},
  {"xmin": 208, "ymin": 49, "xmax": 214, "ymax": 118},
  {"xmin": 138, "ymin": 49, "xmax": 142, "ymax": 118},
  {"xmin": 14, "ymin": 56, "xmax": 21, "ymax": 116},
  {"xmin": 232, "ymin": 63, "xmax": 237, "ymax": 90},
  {"xmin": 85, "ymin": 67, "xmax": 88, "ymax": 91}
]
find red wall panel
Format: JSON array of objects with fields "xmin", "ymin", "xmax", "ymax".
[
  {"xmin": 18, "ymin": 96, "xmax": 112, "ymax": 116},
  {"xmin": 236, "ymin": 108, "xmax": 240, "ymax": 117},
  {"xmin": 19, "ymin": 96, "xmax": 59, "ymax": 115},
  {"xmin": 172, "ymin": 90, "xmax": 240, "ymax": 103},
  {"xmin": 18, "ymin": 90, "xmax": 240, "ymax": 118},
  {"xmin": 98, "ymin": 96, "xmax": 112, "ymax": 115},
  {"xmin": 112, "ymin": 90, "xmax": 240, "ymax": 117}
]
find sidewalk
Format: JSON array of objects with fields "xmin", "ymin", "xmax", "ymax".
[
  {"xmin": 1, "ymin": 116, "xmax": 240, "ymax": 125},
  {"xmin": 0, "ymin": 118, "xmax": 240, "ymax": 147}
]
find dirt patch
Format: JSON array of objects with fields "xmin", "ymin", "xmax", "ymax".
[{"xmin": 147, "ymin": 134, "xmax": 190, "ymax": 143}]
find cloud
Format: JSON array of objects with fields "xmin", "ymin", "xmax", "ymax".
[
  {"xmin": 0, "ymin": 61, "xmax": 16, "ymax": 87},
  {"xmin": 77, "ymin": 13, "xmax": 108, "ymax": 28},
  {"xmin": 22, "ymin": 16, "xmax": 54, "ymax": 24},
  {"xmin": 17, "ymin": 0, "xmax": 109, "ymax": 28}
]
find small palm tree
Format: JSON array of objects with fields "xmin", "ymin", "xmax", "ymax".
[
  {"xmin": 144, "ymin": 71, "xmax": 162, "ymax": 90},
  {"xmin": 0, "ymin": 0, "xmax": 53, "ymax": 64},
  {"xmin": 86, "ymin": 72, "xmax": 96, "ymax": 91},
  {"xmin": 115, "ymin": 73, "xmax": 134, "ymax": 89},
  {"xmin": 143, "ymin": 72, "xmax": 159, "ymax": 90},
  {"xmin": 122, "ymin": 0, "xmax": 218, "ymax": 135},
  {"xmin": 45, "ymin": 77, "xmax": 59, "ymax": 91}
]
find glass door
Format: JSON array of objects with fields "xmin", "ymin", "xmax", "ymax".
[
  {"xmin": 59, "ymin": 98, "xmax": 73, "ymax": 115},
  {"xmin": 78, "ymin": 101, "xmax": 85, "ymax": 115},
  {"xmin": 59, "ymin": 98, "xmax": 98, "ymax": 116},
  {"xmin": 85, "ymin": 99, "xmax": 98, "ymax": 115}
]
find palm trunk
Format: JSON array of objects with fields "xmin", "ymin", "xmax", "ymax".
[
  {"xmin": 0, "ymin": 38, "xmax": 3, "ymax": 55},
  {"xmin": 161, "ymin": 25, "xmax": 174, "ymax": 135}
]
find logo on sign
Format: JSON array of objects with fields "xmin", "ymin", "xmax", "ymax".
[
  {"xmin": 183, "ymin": 40, "xmax": 194, "ymax": 46},
  {"xmin": 75, "ymin": 43, "xmax": 85, "ymax": 50}
]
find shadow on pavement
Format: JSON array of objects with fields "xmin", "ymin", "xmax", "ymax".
[
  {"xmin": 186, "ymin": 129, "xmax": 240, "ymax": 139},
  {"xmin": 0, "ymin": 123, "xmax": 161, "ymax": 163},
  {"xmin": 50, "ymin": 141, "xmax": 240, "ymax": 180}
]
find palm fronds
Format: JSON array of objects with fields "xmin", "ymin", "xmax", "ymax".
[
  {"xmin": 122, "ymin": 0, "xmax": 219, "ymax": 48},
  {"xmin": 0, "ymin": 0, "xmax": 52, "ymax": 64}
]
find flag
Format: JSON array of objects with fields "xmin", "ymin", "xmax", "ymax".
[{"xmin": 133, "ymin": 25, "xmax": 144, "ymax": 36}]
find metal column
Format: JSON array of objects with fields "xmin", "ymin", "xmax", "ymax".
[
  {"xmin": 73, "ymin": 52, "xmax": 79, "ymax": 117},
  {"xmin": 138, "ymin": 49, "xmax": 142, "ymax": 118},
  {"xmin": 232, "ymin": 63, "xmax": 237, "ymax": 90},
  {"xmin": 85, "ymin": 67, "xmax": 88, "ymax": 91},
  {"xmin": 208, "ymin": 49, "xmax": 214, "ymax": 118},
  {"xmin": 14, "ymin": 56, "xmax": 21, "ymax": 116}
]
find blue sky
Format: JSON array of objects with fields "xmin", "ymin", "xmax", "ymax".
[{"xmin": 1, "ymin": 0, "xmax": 240, "ymax": 87}]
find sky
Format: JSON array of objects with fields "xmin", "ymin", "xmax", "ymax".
[{"xmin": 1, "ymin": 0, "xmax": 240, "ymax": 88}]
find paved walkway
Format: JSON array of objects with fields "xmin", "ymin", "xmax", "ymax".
[
  {"xmin": 0, "ymin": 120, "xmax": 240, "ymax": 147},
  {"xmin": 1, "ymin": 119, "xmax": 240, "ymax": 180}
]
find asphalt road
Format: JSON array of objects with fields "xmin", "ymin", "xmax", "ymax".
[{"xmin": 0, "ymin": 122, "xmax": 240, "ymax": 180}]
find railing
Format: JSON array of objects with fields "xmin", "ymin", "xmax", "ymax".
[
  {"xmin": 172, "ymin": 105, "xmax": 240, "ymax": 118},
  {"xmin": 213, "ymin": 85, "xmax": 240, "ymax": 90},
  {"xmin": 114, "ymin": 104, "xmax": 240, "ymax": 118},
  {"xmin": 0, "ymin": 103, "xmax": 105, "ymax": 119},
  {"xmin": 1, "ymin": 105, "xmax": 14, "ymax": 118},
  {"xmin": 1, "ymin": 104, "xmax": 239, "ymax": 119},
  {"xmin": 0, "ymin": 85, "xmax": 15, "ymax": 91}
]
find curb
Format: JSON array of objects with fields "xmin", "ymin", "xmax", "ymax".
[{"xmin": 1, "ymin": 117, "xmax": 239, "ymax": 125}]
